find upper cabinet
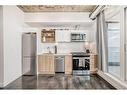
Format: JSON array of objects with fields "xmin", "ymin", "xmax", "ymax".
[
  {"xmin": 56, "ymin": 30, "xmax": 71, "ymax": 42},
  {"xmin": 41, "ymin": 29, "xmax": 55, "ymax": 43},
  {"xmin": 41, "ymin": 29, "xmax": 90, "ymax": 43}
]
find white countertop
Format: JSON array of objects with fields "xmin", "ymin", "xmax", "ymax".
[
  {"xmin": 38, "ymin": 53, "xmax": 72, "ymax": 56},
  {"xmin": 37, "ymin": 53, "xmax": 97, "ymax": 56},
  {"xmin": 54, "ymin": 53, "xmax": 72, "ymax": 56}
]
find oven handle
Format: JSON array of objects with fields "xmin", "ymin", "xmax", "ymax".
[
  {"xmin": 73, "ymin": 57, "xmax": 90, "ymax": 59},
  {"xmin": 73, "ymin": 57, "xmax": 85, "ymax": 59}
]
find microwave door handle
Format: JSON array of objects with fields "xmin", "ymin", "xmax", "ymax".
[
  {"xmin": 82, "ymin": 34, "xmax": 84, "ymax": 40},
  {"xmin": 81, "ymin": 34, "xmax": 83, "ymax": 40},
  {"xmin": 80, "ymin": 34, "xmax": 82, "ymax": 40}
]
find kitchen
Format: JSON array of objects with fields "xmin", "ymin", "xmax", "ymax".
[
  {"xmin": 22, "ymin": 10, "xmax": 98, "ymax": 76},
  {"xmin": 22, "ymin": 25, "xmax": 97, "ymax": 75},
  {"xmin": 1, "ymin": 1, "xmax": 127, "ymax": 95},
  {"xmin": 0, "ymin": 5, "xmax": 116, "ymax": 89},
  {"xmin": 21, "ymin": 24, "xmax": 99, "ymax": 89}
]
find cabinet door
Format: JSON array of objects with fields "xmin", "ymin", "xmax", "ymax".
[
  {"xmin": 56, "ymin": 30, "xmax": 63, "ymax": 42},
  {"xmin": 38, "ymin": 55, "xmax": 46, "ymax": 74},
  {"xmin": 38, "ymin": 55, "xmax": 55, "ymax": 74},
  {"xmin": 44, "ymin": 55, "xmax": 50, "ymax": 72},
  {"xmin": 56, "ymin": 30, "xmax": 70, "ymax": 42},
  {"xmin": 44, "ymin": 54, "xmax": 55, "ymax": 74},
  {"xmin": 48, "ymin": 55, "xmax": 55, "ymax": 74},
  {"xmin": 63, "ymin": 31, "xmax": 71, "ymax": 42},
  {"xmin": 65, "ymin": 55, "xmax": 72, "ymax": 74},
  {"xmin": 90, "ymin": 55, "xmax": 97, "ymax": 74}
]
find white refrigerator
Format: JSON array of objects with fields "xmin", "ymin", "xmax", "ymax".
[{"xmin": 22, "ymin": 32, "xmax": 37, "ymax": 75}]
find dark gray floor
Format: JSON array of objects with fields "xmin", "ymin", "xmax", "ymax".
[{"xmin": 2, "ymin": 74, "xmax": 116, "ymax": 89}]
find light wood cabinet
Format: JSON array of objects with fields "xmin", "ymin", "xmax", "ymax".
[
  {"xmin": 65, "ymin": 55, "xmax": 72, "ymax": 74},
  {"xmin": 38, "ymin": 54, "xmax": 72, "ymax": 75},
  {"xmin": 38, "ymin": 54, "xmax": 55, "ymax": 74},
  {"xmin": 90, "ymin": 55, "xmax": 97, "ymax": 74}
]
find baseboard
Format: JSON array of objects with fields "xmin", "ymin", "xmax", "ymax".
[{"xmin": 97, "ymin": 70, "xmax": 127, "ymax": 89}]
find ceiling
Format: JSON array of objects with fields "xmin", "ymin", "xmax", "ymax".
[{"xmin": 18, "ymin": 5, "xmax": 96, "ymax": 12}]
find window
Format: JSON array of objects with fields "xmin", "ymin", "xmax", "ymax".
[{"xmin": 107, "ymin": 22, "xmax": 120, "ymax": 78}]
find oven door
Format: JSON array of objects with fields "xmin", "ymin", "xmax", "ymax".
[
  {"xmin": 73, "ymin": 58, "xmax": 79, "ymax": 70},
  {"xmin": 73, "ymin": 57, "xmax": 85, "ymax": 70},
  {"xmin": 84, "ymin": 58, "xmax": 90, "ymax": 70},
  {"xmin": 73, "ymin": 57, "xmax": 82, "ymax": 75},
  {"xmin": 73, "ymin": 57, "xmax": 90, "ymax": 75}
]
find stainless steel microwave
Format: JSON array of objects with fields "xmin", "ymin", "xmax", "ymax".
[{"xmin": 71, "ymin": 33, "xmax": 86, "ymax": 42}]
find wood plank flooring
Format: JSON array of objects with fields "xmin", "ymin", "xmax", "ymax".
[{"xmin": 3, "ymin": 74, "xmax": 116, "ymax": 89}]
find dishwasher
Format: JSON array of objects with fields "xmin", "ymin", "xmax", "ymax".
[{"xmin": 55, "ymin": 56, "xmax": 65, "ymax": 73}]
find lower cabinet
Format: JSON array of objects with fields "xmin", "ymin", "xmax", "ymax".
[
  {"xmin": 38, "ymin": 54, "xmax": 55, "ymax": 75},
  {"xmin": 65, "ymin": 55, "xmax": 72, "ymax": 75},
  {"xmin": 38, "ymin": 54, "xmax": 72, "ymax": 75},
  {"xmin": 90, "ymin": 55, "xmax": 97, "ymax": 74}
]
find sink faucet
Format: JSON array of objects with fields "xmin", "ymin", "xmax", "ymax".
[
  {"xmin": 54, "ymin": 45, "xmax": 57, "ymax": 54},
  {"xmin": 47, "ymin": 46, "xmax": 51, "ymax": 53}
]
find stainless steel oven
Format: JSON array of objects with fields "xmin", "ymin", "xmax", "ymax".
[{"xmin": 72, "ymin": 52, "xmax": 90, "ymax": 75}]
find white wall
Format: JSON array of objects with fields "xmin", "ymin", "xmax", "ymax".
[
  {"xmin": 57, "ymin": 42, "xmax": 86, "ymax": 53},
  {"xmin": 24, "ymin": 12, "xmax": 93, "ymax": 28},
  {"xmin": 3, "ymin": 6, "xmax": 24, "ymax": 86},
  {"xmin": 0, "ymin": 6, "xmax": 4, "ymax": 87},
  {"xmin": 24, "ymin": 11, "xmax": 96, "ymax": 55},
  {"xmin": 24, "ymin": 12, "xmax": 91, "ymax": 23},
  {"xmin": 37, "ymin": 27, "xmax": 92, "ymax": 54}
]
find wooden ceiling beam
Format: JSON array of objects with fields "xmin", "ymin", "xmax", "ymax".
[{"xmin": 18, "ymin": 5, "xmax": 96, "ymax": 12}]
